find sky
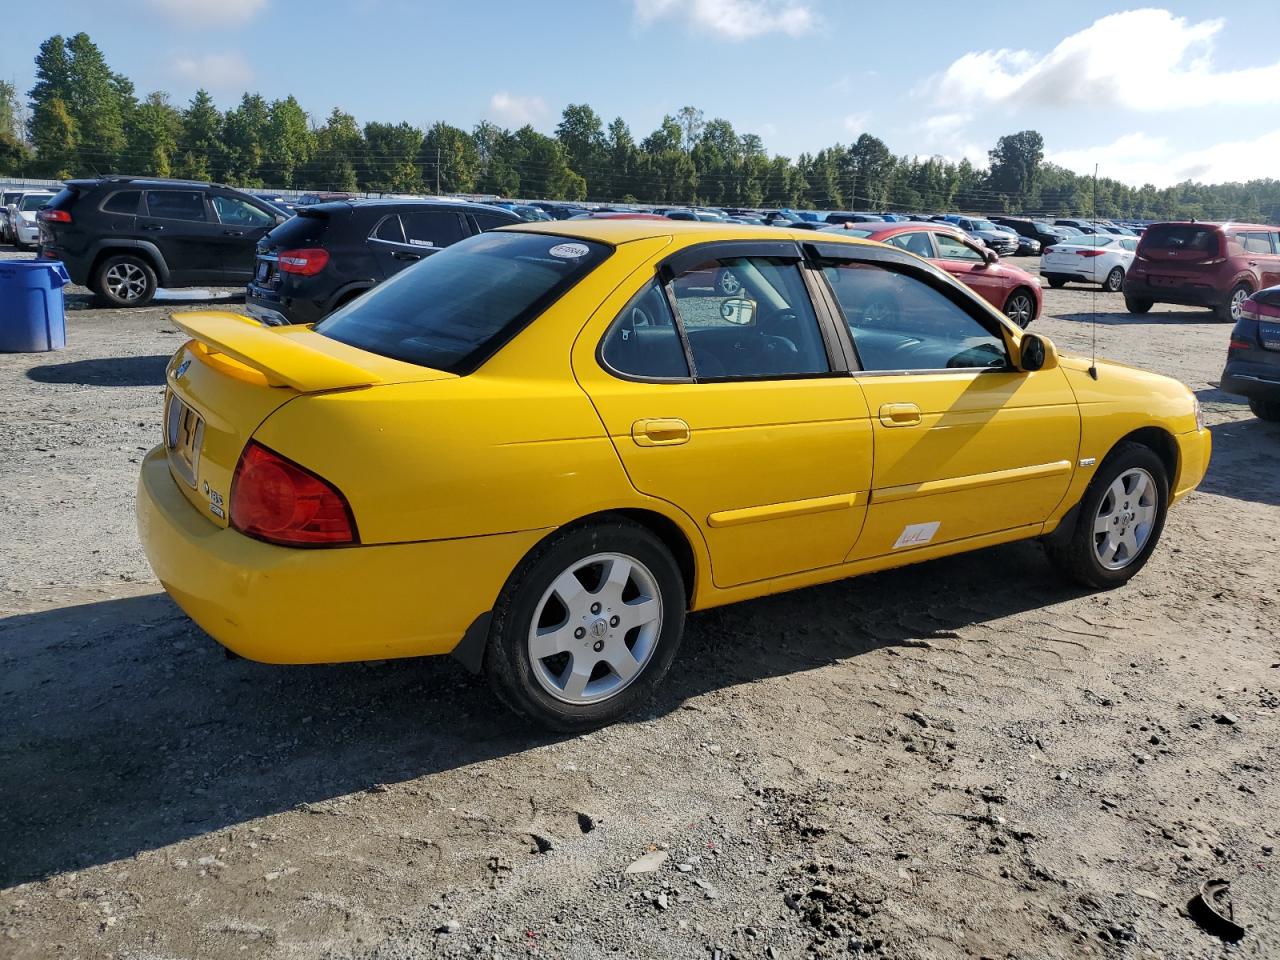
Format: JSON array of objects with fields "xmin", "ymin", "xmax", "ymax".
[{"xmin": 5, "ymin": 0, "xmax": 1280, "ymax": 188}]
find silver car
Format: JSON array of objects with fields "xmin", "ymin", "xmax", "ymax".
[{"xmin": 10, "ymin": 192, "xmax": 56, "ymax": 249}]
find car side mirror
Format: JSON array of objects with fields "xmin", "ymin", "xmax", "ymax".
[
  {"xmin": 982, "ymin": 248, "xmax": 999, "ymax": 265},
  {"xmin": 1018, "ymin": 333, "xmax": 1057, "ymax": 372}
]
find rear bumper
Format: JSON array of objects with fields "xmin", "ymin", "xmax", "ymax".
[
  {"xmin": 1124, "ymin": 275, "xmax": 1220, "ymax": 307},
  {"xmin": 1172, "ymin": 427, "xmax": 1212, "ymax": 506},
  {"xmin": 1220, "ymin": 356, "xmax": 1280, "ymax": 402},
  {"xmin": 136, "ymin": 446, "xmax": 543, "ymax": 664},
  {"xmin": 246, "ymin": 283, "xmax": 325, "ymax": 326}
]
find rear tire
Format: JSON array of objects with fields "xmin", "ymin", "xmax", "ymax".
[
  {"xmin": 1044, "ymin": 442, "xmax": 1169, "ymax": 590},
  {"xmin": 1249, "ymin": 397, "xmax": 1280, "ymax": 422},
  {"xmin": 1124, "ymin": 296, "xmax": 1153, "ymax": 314},
  {"xmin": 1047, "ymin": 277, "xmax": 1067, "ymax": 289},
  {"xmin": 1216, "ymin": 283, "xmax": 1251, "ymax": 323},
  {"xmin": 93, "ymin": 253, "xmax": 158, "ymax": 307},
  {"xmin": 485, "ymin": 518, "xmax": 687, "ymax": 732},
  {"xmin": 1103, "ymin": 266, "xmax": 1125, "ymax": 292}
]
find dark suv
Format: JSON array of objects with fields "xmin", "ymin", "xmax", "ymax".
[
  {"xmin": 990, "ymin": 216, "xmax": 1075, "ymax": 250},
  {"xmin": 245, "ymin": 199, "xmax": 519, "ymax": 325},
  {"xmin": 37, "ymin": 176, "xmax": 289, "ymax": 307},
  {"xmin": 1124, "ymin": 221, "xmax": 1280, "ymax": 321}
]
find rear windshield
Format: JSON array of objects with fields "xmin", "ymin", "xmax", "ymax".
[
  {"xmin": 316, "ymin": 231, "xmax": 610, "ymax": 374},
  {"xmin": 1143, "ymin": 225, "xmax": 1220, "ymax": 256},
  {"xmin": 266, "ymin": 209, "xmax": 330, "ymax": 247},
  {"xmin": 19, "ymin": 194, "xmax": 54, "ymax": 211}
]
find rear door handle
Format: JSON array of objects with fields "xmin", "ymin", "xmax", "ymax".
[
  {"xmin": 393, "ymin": 251, "xmax": 422, "ymax": 261},
  {"xmin": 878, "ymin": 402, "xmax": 922, "ymax": 427},
  {"xmin": 631, "ymin": 418, "xmax": 690, "ymax": 446},
  {"xmin": 142, "ymin": 224, "xmax": 164, "ymax": 231},
  {"xmin": 223, "ymin": 229, "xmax": 245, "ymax": 237}
]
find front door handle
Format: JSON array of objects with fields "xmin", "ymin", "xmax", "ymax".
[
  {"xmin": 393, "ymin": 251, "xmax": 423, "ymax": 261},
  {"xmin": 142, "ymin": 224, "xmax": 164, "ymax": 231},
  {"xmin": 631, "ymin": 418, "xmax": 690, "ymax": 447},
  {"xmin": 878, "ymin": 402, "xmax": 922, "ymax": 427},
  {"xmin": 223, "ymin": 229, "xmax": 245, "ymax": 236}
]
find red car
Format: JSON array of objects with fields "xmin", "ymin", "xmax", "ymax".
[
  {"xmin": 827, "ymin": 222, "xmax": 1042, "ymax": 326},
  {"xmin": 1123, "ymin": 221, "xmax": 1280, "ymax": 322}
]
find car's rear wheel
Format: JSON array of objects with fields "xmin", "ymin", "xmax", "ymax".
[
  {"xmin": 1124, "ymin": 296, "xmax": 1153, "ymax": 314},
  {"xmin": 1249, "ymin": 397, "xmax": 1280, "ymax": 422},
  {"xmin": 1044, "ymin": 442, "xmax": 1168, "ymax": 589},
  {"xmin": 1103, "ymin": 266, "xmax": 1125, "ymax": 292},
  {"xmin": 1047, "ymin": 277, "xmax": 1067, "ymax": 289},
  {"xmin": 94, "ymin": 254, "xmax": 158, "ymax": 307},
  {"xmin": 1216, "ymin": 283, "xmax": 1251, "ymax": 323},
  {"xmin": 486, "ymin": 519, "xmax": 686, "ymax": 732},
  {"xmin": 1003, "ymin": 288, "xmax": 1036, "ymax": 328}
]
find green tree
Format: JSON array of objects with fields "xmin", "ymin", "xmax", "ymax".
[
  {"xmin": 62, "ymin": 33, "xmax": 128, "ymax": 171},
  {"xmin": 261, "ymin": 96, "xmax": 312, "ymax": 187},
  {"xmin": 473, "ymin": 121, "xmax": 521, "ymax": 196},
  {"xmin": 309, "ymin": 108, "xmax": 363, "ymax": 191},
  {"xmin": 988, "ymin": 130, "xmax": 1045, "ymax": 207},
  {"xmin": 30, "ymin": 97, "xmax": 77, "ymax": 178},
  {"xmin": 361, "ymin": 121, "xmax": 423, "ymax": 192},
  {"xmin": 174, "ymin": 89, "xmax": 224, "ymax": 181},
  {"xmin": 555, "ymin": 102, "xmax": 605, "ymax": 185},
  {"xmin": 676, "ymin": 105, "xmax": 704, "ymax": 153},
  {"xmin": 222, "ymin": 92, "xmax": 270, "ymax": 185},
  {"xmin": 126, "ymin": 91, "xmax": 181, "ymax": 176},
  {"xmin": 420, "ymin": 121, "xmax": 479, "ymax": 193},
  {"xmin": 0, "ymin": 81, "xmax": 30, "ymax": 174},
  {"xmin": 603, "ymin": 117, "xmax": 637, "ymax": 201},
  {"xmin": 513, "ymin": 126, "xmax": 585, "ymax": 200}
]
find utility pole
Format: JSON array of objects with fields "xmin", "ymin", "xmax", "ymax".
[{"xmin": 436, "ymin": 146, "xmax": 441, "ymax": 195}]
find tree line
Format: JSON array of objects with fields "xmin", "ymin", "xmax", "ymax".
[{"xmin": 3, "ymin": 32, "xmax": 1279, "ymax": 223}]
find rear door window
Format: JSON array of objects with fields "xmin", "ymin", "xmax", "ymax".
[
  {"xmin": 211, "ymin": 195, "xmax": 274, "ymax": 227},
  {"xmin": 933, "ymin": 233, "xmax": 984, "ymax": 261},
  {"xmin": 600, "ymin": 279, "xmax": 690, "ymax": 380},
  {"xmin": 1239, "ymin": 232, "xmax": 1274, "ymax": 254},
  {"xmin": 400, "ymin": 211, "xmax": 467, "ymax": 248},
  {"xmin": 102, "ymin": 190, "xmax": 141, "ymax": 215},
  {"xmin": 145, "ymin": 190, "xmax": 208, "ymax": 222},
  {"xmin": 885, "ymin": 231, "xmax": 934, "ymax": 258},
  {"xmin": 473, "ymin": 211, "xmax": 517, "ymax": 231},
  {"xmin": 316, "ymin": 232, "xmax": 610, "ymax": 374},
  {"xmin": 371, "ymin": 215, "xmax": 405, "ymax": 243}
]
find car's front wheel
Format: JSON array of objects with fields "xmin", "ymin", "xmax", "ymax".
[
  {"xmin": 486, "ymin": 519, "xmax": 687, "ymax": 732},
  {"xmin": 1003, "ymin": 288, "xmax": 1036, "ymax": 327},
  {"xmin": 1044, "ymin": 442, "xmax": 1168, "ymax": 589},
  {"xmin": 1249, "ymin": 397, "xmax": 1280, "ymax": 422},
  {"xmin": 93, "ymin": 254, "xmax": 158, "ymax": 307},
  {"xmin": 1103, "ymin": 266, "xmax": 1125, "ymax": 292}
]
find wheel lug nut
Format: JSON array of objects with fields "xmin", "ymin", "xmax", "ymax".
[
  {"xmin": 590, "ymin": 602, "xmax": 601, "ymax": 615},
  {"xmin": 592, "ymin": 639, "xmax": 605, "ymax": 652},
  {"xmin": 574, "ymin": 627, "xmax": 586, "ymax": 639},
  {"xmin": 610, "ymin": 615, "xmax": 620, "ymax": 627}
]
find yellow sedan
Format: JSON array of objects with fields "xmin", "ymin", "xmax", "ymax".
[{"xmin": 137, "ymin": 221, "xmax": 1211, "ymax": 730}]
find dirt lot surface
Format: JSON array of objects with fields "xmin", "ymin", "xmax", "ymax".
[{"xmin": 2, "ymin": 247, "xmax": 1277, "ymax": 960}]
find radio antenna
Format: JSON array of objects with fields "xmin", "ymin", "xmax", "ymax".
[{"xmin": 1089, "ymin": 163, "xmax": 1100, "ymax": 380}]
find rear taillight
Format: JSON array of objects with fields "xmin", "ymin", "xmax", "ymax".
[
  {"xmin": 1042, "ymin": 246, "xmax": 1054, "ymax": 255},
  {"xmin": 277, "ymin": 248, "xmax": 329, "ymax": 276},
  {"xmin": 1229, "ymin": 339, "xmax": 1253, "ymax": 350},
  {"xmin": 37, "ymin": 209, "xmax": 71, "ymax": 223},
  {"xmin": 230, "ymin": 441, "xmax": 357, "ymax": 546},
  {"xmin": 1239, "ymin": 298, "xmax": 1260, "ymax": 323},
  {"xmin": 1075, "ymin": 249, "xmax": 1106, "ymax": 258}
]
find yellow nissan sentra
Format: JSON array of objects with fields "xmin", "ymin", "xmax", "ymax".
[{"xmin": 138, "ymin": 221, "xmax": 1210, "ymax": 730}]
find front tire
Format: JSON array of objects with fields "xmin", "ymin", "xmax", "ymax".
[
  {"xmin": 486, "ymin": 519, "xmax": 687, "ymax": 732},
  {"xmin": 1249, "ymin": 397, "xmax": 1280, "ymax": 422},
  {"xmin": 93, "ymin": 253, "xmax": 158, "ymax": 307},
  {"xmin": 1216, "ymin": 283, "xmax": 1251, "ymax": 323},
  {"xmin": 1003, "ymin": 288, "xmax": 1036, "ymax": 328},
  {"xmin": 1045, "ymin": 442, "xmax": 1169, "ymax": 589},
  {"xmin": 1103, "ymin": 266, "xmax": 1125, "ymax": 292},
  {"xmin": 1046, "ymin": 277, "xmax": 1067, "ymax": 289}
]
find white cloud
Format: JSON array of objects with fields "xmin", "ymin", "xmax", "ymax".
[
  {"xmin": 929, "ymin": 9, "xmax": 1280, "ymax": 111},
  {"xmin": 843, "ymin": 112, "xmax": 871, "ymax": 136},
  {"xmin": 635, "ymin": 0, "xmax": 814, "ymax": 40},
  {"xmin": 171, "ymin": 53, "xmax": 253, "ymax": 91},
  {"xmin": 489, "ymin": 91, "xmax": 549, "ymax": 128},
  {"xmin": 148, "ymin": 0, "xmax": 267, "ymax": 26},
  {"xmin": 1048, "ymin": 128, "xmax": 1280, "ymax": 187},
  {"xmin": 907, "ymin": 112, "xmax": 986, "ymax": 166}
]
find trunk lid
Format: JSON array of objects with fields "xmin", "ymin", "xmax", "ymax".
[
  {"xmin": 162, "ymin": 311, "xmax": 452, "ymax": 527},
  {"xmin": 1136, "ymin": 224, "xmax": 1223, "ymax": 277}
]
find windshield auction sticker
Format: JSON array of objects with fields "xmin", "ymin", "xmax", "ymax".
[{"xmin": 548, "ymin": 242, "xmax": 591, "ymax": 259}]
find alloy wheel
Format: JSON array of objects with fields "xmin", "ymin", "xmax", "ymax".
[
  {"xmin": 105, "ymin": 263, "xmax": 148, "ymax": 302},
  {"xmin": 1005, "ymin": 293, "xmax": 1034, "ymax": 327},
  {"xmin": 527, "ymin": 552, "xmax": 663, "ymax": 705},
  {"xmin": 1105, "ymin": 267, "xmax": 1124, "ymax": 292},
  {"xmin": 1093, "ymin": 467, "xmax": 1158, "ymax": 570},
  {"xmin": 1229, "ymin": 287, "xmax": 1249, "ymax": 322}
]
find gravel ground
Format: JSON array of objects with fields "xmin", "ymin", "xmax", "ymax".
[{"xmin": 1, "ymin": 248, "xmax": 1277, "ymax": 960}]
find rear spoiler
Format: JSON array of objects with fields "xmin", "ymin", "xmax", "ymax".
[{"xmin": 171, "ymin": 311, "xmax": 382, "ymax": 393}]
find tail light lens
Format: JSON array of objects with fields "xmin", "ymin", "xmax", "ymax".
[
  {"xmin": 1075, "ymin": 249, "xmax": 1106, "ymax": 258},
  {"xmin": 1239, "ymin": 298, "xmax": 1260, "ymax": 323},
  {"xmin": 277, "ymin": 248, "xmax": 330, "ymax": 276},
  {"xmin": 38, "ymin": 209, "xmax": 72, "ymax": 223},
  {"xmin": 230, "ymin": 441, "xmax": 357, "ymax": 546}
]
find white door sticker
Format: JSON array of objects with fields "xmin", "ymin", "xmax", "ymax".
[{"xmin": 893, "ymin": 521, "xmax": 940, "ymax": 549}]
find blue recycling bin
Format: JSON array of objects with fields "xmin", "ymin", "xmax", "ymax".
[{"xmin": 0, "ymin": 259, "xmax": 70, "ymax": 352}]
